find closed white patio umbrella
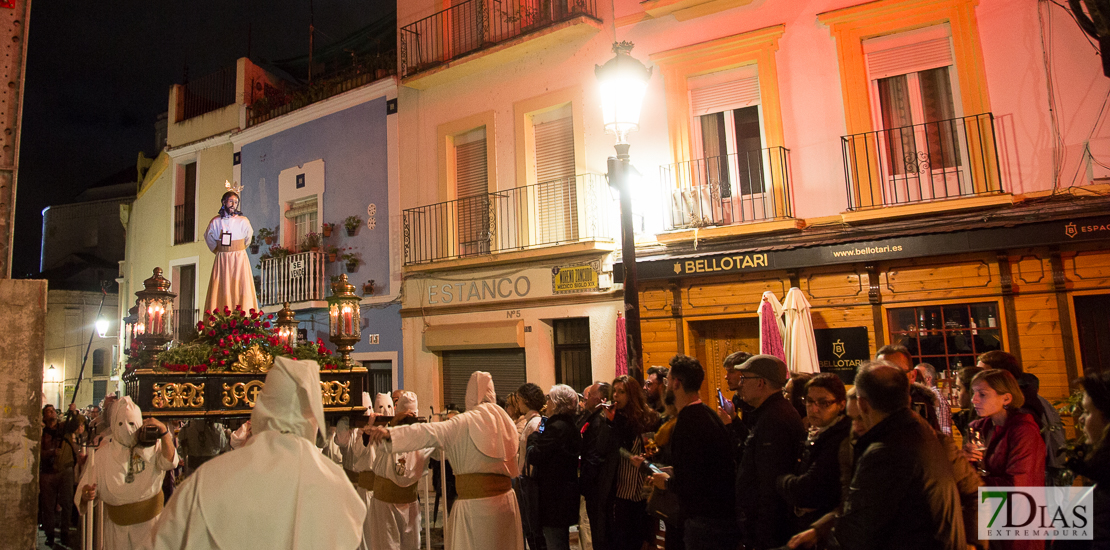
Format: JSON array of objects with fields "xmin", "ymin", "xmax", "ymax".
[{"xmin": 782, "ymin": 287, "xmax": 819, "ymax": 374}]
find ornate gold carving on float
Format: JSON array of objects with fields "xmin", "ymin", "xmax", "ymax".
[
  {"xmin": 321, "ymin": 381, "xmax": 351, "ymax": 406},
  {"xmin": 222, "ymin": 380, "xmax": 265, "ymax": 407},
  {"xmin": 230, "ymin": 344, "xmax": 274, "ymax": 374},
  {"xmin": 151, "ymin": 383, "xmax": 206, "ymax": 409}
]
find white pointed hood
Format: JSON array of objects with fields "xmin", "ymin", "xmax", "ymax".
[
  {"xmin": 250, "ymin": 356, "xmax": 326, "ymax": 444},
  {"xmin": 374, "ymin": 392, "xmax": 395, "ymax": 416},
  {"xmin": 463, "ymin": 371, "xmax": 517, "ymax": 461},
  {"xmin": 111, "ymin": 396, "xmax": 143, "ymax": 447}
]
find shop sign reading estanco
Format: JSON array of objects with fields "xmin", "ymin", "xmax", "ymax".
[{"xmin": 405, "ymin": 262, "xmax": 612, "ymax": 309}]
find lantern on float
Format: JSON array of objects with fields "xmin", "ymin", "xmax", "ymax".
[
  {"xmin": 124, "ymin": 305, "xmax": 140, "ymax": 341},
  {"xmin": 328, "ymin": 274, "xmax": 361, "ymax": 366},
  {"xmin": 134, "ymin": 268, "xmax": 176, "ymax": 353},
  {"xmin": 275, "ymin": 302, "xmax": 299, "ymax": 347}
]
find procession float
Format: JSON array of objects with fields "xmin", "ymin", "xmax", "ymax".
[{"xmin": 122, "ymin": 269, "xmax": 369, "ymax": 421}]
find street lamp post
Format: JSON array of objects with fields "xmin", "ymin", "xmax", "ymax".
[{"xmin": 596, "ymin": 41, "xmax": 652, "ymax": 381}]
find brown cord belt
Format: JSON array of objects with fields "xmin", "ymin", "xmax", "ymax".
[
  {"xmin": 373, "ymin": 476, "xmax": 418, "ymax": 504},
  {"xmin": 357, "ymin": 470, "xmax": 377, "ymax": 491},
  {"xmin": 215, "ymin": 241, "xmax": 246, "ymax": 252},
  {"xmin": 104, "ymin": 490, "xmax": 164, "ymax": 526},
  {"xmin": 455, "ymin": 473, "xmax": 511, "ymax": 500}
]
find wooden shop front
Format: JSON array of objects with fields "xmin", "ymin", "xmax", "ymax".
[{"xmin": 618, "ymin": 213, "xmax": 1110, "ymax": 406}]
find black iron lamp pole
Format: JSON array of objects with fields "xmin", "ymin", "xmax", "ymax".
[{"xmin": 597, "ymin": 41, "xmax": 651, "ymax": 382}]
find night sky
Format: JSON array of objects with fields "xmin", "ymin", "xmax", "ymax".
[{"xmin": 14, "ymin": 0, "xmax": 393, "ymax": 278}]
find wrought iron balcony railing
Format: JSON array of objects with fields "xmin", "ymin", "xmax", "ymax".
[
  {"xmin": 259, "ymin": 251, "xmax": 327, "ymax": 307},
  {"xmin": 403, "ymin": 173, "xmax": 612, "ymax": 265},
  {"xmin": 840, "ymin": 113, "xmax": 1002, "ymax": 210},
  {"xmin": 400, "ymin": 0, "xmax": 599, "ymax": 79},
  {"xmin": 173, "ymin": 204, "xmax": 195, "ymax": 245},
  {"xmin": 660, "ymin": 147, "xmax": 794, "ymax": 231},
  {"xmin": 180, "ymin": 65, "xmax": 237, "ymax": 121}
]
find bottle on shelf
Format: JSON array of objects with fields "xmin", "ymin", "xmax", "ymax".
[
  {"xmin": 987, "ymin": 312, "xmax": 997, "ymax": 328},
  {"xmin": 919, "ymin": 311, "xmax": 927, "ymax": 337}
]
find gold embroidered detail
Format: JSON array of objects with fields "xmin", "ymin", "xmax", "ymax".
[{"xmin": 230, "ymin": 344, "xmax": 274, "ymax": 374}]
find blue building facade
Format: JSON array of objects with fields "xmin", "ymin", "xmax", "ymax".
[{"xmin": 233, "ymin": 78, "xmax": 402, "ymax": 392}]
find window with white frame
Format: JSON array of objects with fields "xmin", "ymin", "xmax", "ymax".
[
  {"xmin": 689, "ymin": 65, "xmax": 765, "ymax": 197},
  {"xmin": 286, "ymin": 196, "xmax": 318, "ymax": 251},
  {"xmin": 865, "ymin": 25, "xmax": 963, "ymax": 179}
]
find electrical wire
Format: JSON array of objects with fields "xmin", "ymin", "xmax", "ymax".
[
  {"xmin": 1048, "ymin": 0, "xmax": 1101, "ymax": 53},
  {"xmin": 1039, "ymin": 0, "xmax": 1068, "ymax": 193}
]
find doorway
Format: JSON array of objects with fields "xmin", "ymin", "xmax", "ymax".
[
  {"xmin": 688, "ymin": 317, "xmax": 760, "ymax": 408},
  {"xmin": 1074, "ymin": 293, "xmax": 1110, "ymax": 375}
]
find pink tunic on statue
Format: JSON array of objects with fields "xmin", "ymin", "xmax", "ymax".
[{"xmin": 204, "ymin": 214, "xmax": 258, "ymax": 312}]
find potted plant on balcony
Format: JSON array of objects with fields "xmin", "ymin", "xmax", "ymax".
[
  {"xmin": 362, "ymin": 280, "xmax": 375, "ymax": 296},
  {"xmin": 249, "ymin": 239, "xmax": 261, "ymax": 255},
  {"xmin": 301, "ymin": 232, "xmax": 322, "ymax": 252},
  {"xmin": 344, "ymin": 215, "xmax": 362, "ymax": 237},
  {"xmin": 258, "ymin": 226, "xmax": 276, "ymax": 245},
  {"xmin": 324, "ymin": 244, "xmax": 340, "ymax": 263},
  {"xmin": 268, "ymin": 245, "xmax": 291, "ymax": 260},
  {"xmin": 321, "ymin": 222, "xmax": 335, "ymax": 237},
  {"xmin": 342, "ymin": 251, "xmax": 361, "ymax": 273}
]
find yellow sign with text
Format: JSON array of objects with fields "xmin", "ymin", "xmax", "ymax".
[
  {"xmin": 675, "ymin": 253, "xmax": 769, "ymax": 275},
  {"xmin": 553, "ymin": 265, "xmax": 599, "ymax": 294}
]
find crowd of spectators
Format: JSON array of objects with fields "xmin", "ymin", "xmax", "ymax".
[{"xmin": 40, "ymin": 344, "xmax": 1110, "ymax": 550}]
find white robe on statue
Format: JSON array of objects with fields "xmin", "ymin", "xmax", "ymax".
[
  {"xmin": 74, "ymin": 397, "xmax": 179, "ymax": 550},
  {"xmin": 203, "ymin": 213, "xmax": 257, "ymax": 312},
  {"xmin": 387, "ymin": 372, "xmax": 524, "ymax": 550},
  {"xmin": 148, "ymin": 357, "xmax": 366, "ymax": 550},
  {"xmin": 369, "ymin": 391, "xmax": 435, "ymax": 550}
]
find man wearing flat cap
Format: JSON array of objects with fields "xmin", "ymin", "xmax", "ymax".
[{"xmin": 733, "ymin": 354, "xmax": 805, "ymax": 549}]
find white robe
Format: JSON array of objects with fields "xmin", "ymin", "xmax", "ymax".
[
  {"xmin": 369, "ymin": 439, "xmax": 435, "ymax": 550},
  {"xmin": 389, "ymin": 404, "xmax": 525, "ymax": 550},
  {"xmin": 74, "ymin": 438, "xmax": 179, "ymax": 550},
  {"xmin": 148, "ymin": 357, "xmax": 366, "ymax": 550},
  {"xmin": 203, "ymin": 214, "xmax": 257, "ymax": 312},
  {"xmin": 336, "ymin": 419, "xmax": 378, "ymax": 550}
]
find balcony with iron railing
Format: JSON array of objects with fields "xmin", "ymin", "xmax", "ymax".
[
  {"xmin": 259, "ymin": 251, "xmax": 328, "ymax": 307},
  {"xmin": 660, "ymin": 147, "xmax": 796, "ymax": 233},
  {"xmin": 173, "ymin": 204, "xmax": 195, "ymax": 245},
  {"xmin": 403, "ymin": 173, "xmax": 613, "ymax": 265},
  {"xmin": 400, "ymin": 0, "xmax": 601, "ymax": 86},
  {"xmin": 841, "ymin": 113, "xmax": 1005, "ymax": 212}
]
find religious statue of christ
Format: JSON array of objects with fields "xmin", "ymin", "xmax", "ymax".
[{"xmin": 204, "ymin": 183, "xmax": 258, "ymax": 312}]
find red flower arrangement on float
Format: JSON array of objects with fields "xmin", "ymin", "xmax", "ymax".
[{"xmin": 142, "ymin": 305, "xmax": 341, "ymax": 373}]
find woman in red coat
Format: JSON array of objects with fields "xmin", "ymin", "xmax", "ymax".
[{"xmin": 966, "ymin": 368, "xmax": 1045, "ymax": 550}]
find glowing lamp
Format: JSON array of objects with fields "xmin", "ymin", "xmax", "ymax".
[
  {"xmin": 134, "ymin": 267, "xmax": 177, "ymax": 356},
  {"xmin": 595, "ymin": 42, "xmax": 652, "ymax": 145},
  {"xmin": 275, "ymin": 302, "xmax": 299, "ymax": 347},
  {"xmin": 327, "ymin": 274, "xmax": 361, "ymax": 366},
  {"xmin": 95, "ymin": 317, "xmax": 110, "ymax": 338}
]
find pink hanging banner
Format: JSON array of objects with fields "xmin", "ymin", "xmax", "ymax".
[{"xmin": 615, "ymin": 316, "xmax": 628, "ymax": 377}]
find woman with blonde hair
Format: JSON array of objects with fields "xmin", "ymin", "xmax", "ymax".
[{"xmin": 965, "ymin": 368, "xmax": 1045, "ymax": 550}]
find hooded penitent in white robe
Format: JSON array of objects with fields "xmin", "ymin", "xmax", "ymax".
[
  {"xmin": 336, "ymin": 392, "xmax": 386, "ymax": 550},
  {"xmin": 203, "ymin": 213, "xmax": 257, "ymax": 312},
  {"xmin": 75, "ymin": 396, "xmax": 179, "ymax": 550},
  {"xmin": 385, "ymin": 372, "xmax": 524, "ymax": 550},
  {"xmin": 148, "ymin": 357, "xmax": 366, "ymax": 550},
  {"xmin": 369, "ymin": 392, "xmax": 435, "ymax": 550}
]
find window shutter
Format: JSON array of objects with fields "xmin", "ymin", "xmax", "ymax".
[
  {"xmin": 534, "ymin": 113, "xmax": 577, "ymax": 242},
  {"xmin": 284, "ymin": 196, "xmax": 318, "ymax": 219},
  {"xmin": 456, "ymin": 138, "xmax": 488, "ymax": 199},
  {"xmin": 866, "ymin": 37, "xmax": 954, "ymax": 80},
  {"xmin": 690, "ymin": 75, "xmax": 760, "ymax": 115},
  {"xmin": 441, "ymin": 349, "xmax": 527, "ymax": 411}
]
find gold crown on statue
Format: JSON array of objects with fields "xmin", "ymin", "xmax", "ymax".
[{"xmin": 224, "ymin": 179, "xmax": 244, "ymax": 195}]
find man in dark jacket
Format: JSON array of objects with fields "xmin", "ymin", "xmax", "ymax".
[
  {"xmin": 716, "ymin": 351, "xmax": 752, "ymax": 457},
  {"xmin": 651, "ymin": 355, "xmax": 738, "ymax": 550},
  {"xmin": 579, "ymin": 381, "xmax": 617, "ymax": 550},
  {"xmin": 733, "ymin": 355, "xmax": 805, "ymax": 549},
  {"xmin": 835, "ymin": 363, "xmax": 965, "ymax": 550}
]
